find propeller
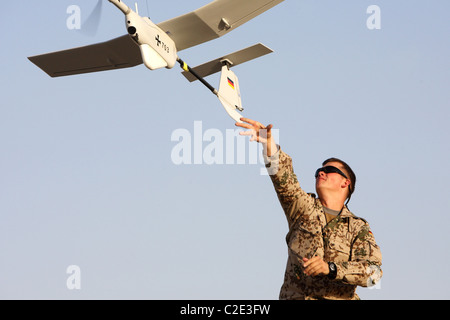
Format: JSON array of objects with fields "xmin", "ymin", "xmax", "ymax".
[{"xmin": 80, "ymin": 0, "xmax": 103, "ymax": 36}]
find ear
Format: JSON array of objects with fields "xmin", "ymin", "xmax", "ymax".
[{"xmin": 341, "ymin": 179, "xmax": 351, "ymax": 189}]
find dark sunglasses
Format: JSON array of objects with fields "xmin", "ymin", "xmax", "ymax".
[{"xmin": 315, "ymin": 166, "xmax": 348, "ymax": 179}]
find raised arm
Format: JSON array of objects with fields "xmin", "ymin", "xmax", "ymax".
[{"xmin": 236, "ymin": 118, "xmax": 316, "ymax": 227}]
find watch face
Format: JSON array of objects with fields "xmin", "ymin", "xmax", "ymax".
[{"xmin": 328, "ymin": 262, "xmax": 337, "ymax": 279}]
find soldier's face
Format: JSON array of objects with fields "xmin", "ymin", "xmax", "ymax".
[{"xmin": 315, "ymin": 161, "xmax": 350, "ymax": 195}]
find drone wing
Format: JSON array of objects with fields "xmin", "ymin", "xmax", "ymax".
[
  {"xmin": 28, "ymin": 35, "xmax": 142, "ymax": 77},
  {"xmin": 28, "ymin": 0, "xmax": 284, "ymax": 77},
  {"xmin": 158, "ymin": 0, "xmax": 284, "ymax": 51}
]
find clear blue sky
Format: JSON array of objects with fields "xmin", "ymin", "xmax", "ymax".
[{"xmin": 1, "ymin": 0, "xmax": 449, "ymax": 299}]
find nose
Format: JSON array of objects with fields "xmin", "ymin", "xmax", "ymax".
[{"xmin": 317, "ymin": 170, "xmax": 326, "ymax": 179}]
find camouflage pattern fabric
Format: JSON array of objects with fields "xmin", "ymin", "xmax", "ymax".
[{"xmin": 265, "ymin": 148, "xmax": 382, "ymax": 300}]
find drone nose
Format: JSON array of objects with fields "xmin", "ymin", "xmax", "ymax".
[{"xmin": 127, "ymin": 26, "xmax": 137, "ymax": 35}]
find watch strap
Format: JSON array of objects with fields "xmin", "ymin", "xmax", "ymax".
[{"xmin": 327, "ymin": 262, "xmax": 337, "ymax": 279}]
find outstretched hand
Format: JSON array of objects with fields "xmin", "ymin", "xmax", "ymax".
[{"xmin": 235, "ymin": 117, "xmax": 277, "ymax": 157}]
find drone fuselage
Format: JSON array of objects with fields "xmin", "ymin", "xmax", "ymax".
[{"xmin": 109, "ymin": 0, "xmax": 178, "ymax": 70}]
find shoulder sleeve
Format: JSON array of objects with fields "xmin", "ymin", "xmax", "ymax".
[{"xmin": 335, "ymin": 219, "xmax": 383, "ymax": 287}]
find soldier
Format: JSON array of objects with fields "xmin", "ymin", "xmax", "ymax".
[{"xmin": 236, "ymin": 118, "xmax": 382, "ymax": 300}]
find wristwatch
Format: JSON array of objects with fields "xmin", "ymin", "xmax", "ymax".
[{"xmin": 328, "ymin": 262, "xmax": 337, "ymax": 279}]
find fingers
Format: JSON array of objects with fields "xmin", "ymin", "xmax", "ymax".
[
  {"xmin": 304, "ymin": 264, "xmax": 324, "ymax": 277},
  {"xmin": 302, "ymin": 256, "xmax": 318, "ymax": 268},
  {"xmin": 236, "ymin": 117, "xmax": 269, "ymax": 130},
  {"xmin": 239, "ymin": 117, "xmax": 262, "ymax": 127},
  {"xmin": 234, "ymin": 117, "xmax": 274, "ymax": 145},
  {"xmin": 302, "ymin": 256, "xmax": 329, "ymax": 277},
  {"xmin": 238, "ymin": 130, "xmax": 254, "ymax": 136},
  {"xmin": 235, "ymin": 121, "xmax": 253, "ymax": 130},
  {"xmin": 236, "ymin": 117, "xmax": 272, "ymax": 134}
]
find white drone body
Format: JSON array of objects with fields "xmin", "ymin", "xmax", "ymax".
[
  {"xmin": 110, "ymin": 0, "xmax": 177, "ymax": 70},
  {"xmin": 28, "ymin": 0, "xmax": 284, "ymax": 122}
]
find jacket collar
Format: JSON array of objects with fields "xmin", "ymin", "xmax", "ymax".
[{"xmin": 315, "ymin": 198, "xmax": 355, "ymax": 218}]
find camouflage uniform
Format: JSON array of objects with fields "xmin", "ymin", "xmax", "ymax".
[{"xmin": 265, "ymin": 148, "xmax": 382, "ymax": 300}]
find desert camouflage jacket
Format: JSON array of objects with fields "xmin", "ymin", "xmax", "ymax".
[{"xmin": 265, "ymin": 148, "xmax": 382, "ymax": 300}]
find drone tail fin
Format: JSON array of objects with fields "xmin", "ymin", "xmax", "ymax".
[
  {"xmin": 217, "ymin": 64, "xmax": 244, "ymax": 123},
  {"xmin": 179, "ymin": 44, "xmax": 273, "ymax": 123}
]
